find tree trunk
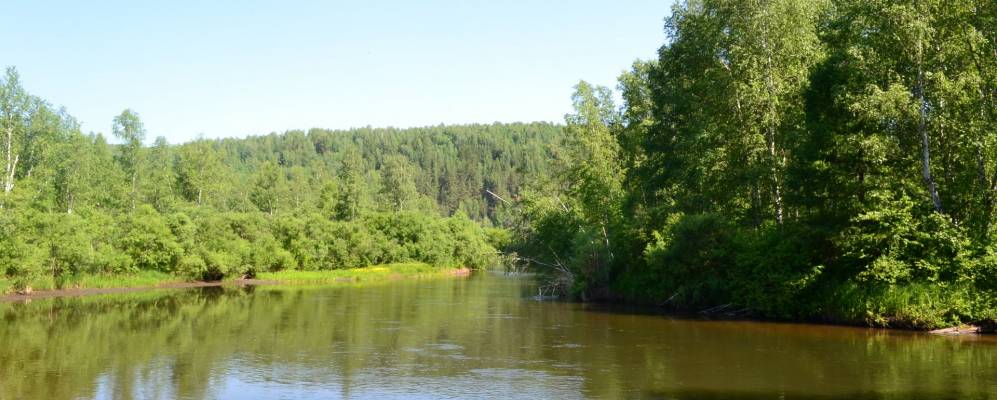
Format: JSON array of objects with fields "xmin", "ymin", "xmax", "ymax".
[
  {"xmin": 768, "ymin": 126, "xmax": 784, "ymax": 224},
  {"xmin": 3, "ymin": 125, "xmax": 15, "ymax": 193},
  {"xmin": 130, "ymin": 172, "xmax": 138, "ymax": 210},
  {"xmin": 916, "ymin": 43, "xmax": 943, "ymax": 214},
  {"xmin": 5, "ymin": 153, "xmax": 17, "ymax": 193},
  {"xmin": 751, "ymin": 183, "xmax": 762, "ymax": 227},
  {"xmin": 760, "ymin": 5, "xmax": 784, "ymax": 224},
  {"xmin": 976, "ymin": 145, "xmax": 993, "ymax": 225},
  {"xmin": 600, "ymin": 220, "xmax": 614, "ymax": 261},
  {"xmin": 919, "ymin": 106, "xmax": 942, "ymax": 213},
  {"xmin": 967, "ymin": 8, "xmax": 995, "ymax": 232}
]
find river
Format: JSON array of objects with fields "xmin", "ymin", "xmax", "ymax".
[{"xmin": 0, "ymin": 273, "xmax": 994, "ymax": 399}]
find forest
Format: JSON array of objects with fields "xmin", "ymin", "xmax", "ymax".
[
  {"xmin": 4, "ymin": 0, "xmax": 996, "ymax": 331},
  {"xmin": 511, "ymin": 0, "xmax": 997, "ymax": 329},
  {"xmin": 0, "ymin": 68, "xmax": 561, "ymax": 290}
]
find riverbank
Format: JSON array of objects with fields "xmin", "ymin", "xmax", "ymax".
[
  {"xmin": 578, "ymin": 292, "xmax": 997, "ymax": 335},
  {"xmin": 0, "ymin": 270, "xmax": 184, "ymax": 298},
  {"xmin": 256, "ymin": 263, "xmax": 470, "ymax": 285},
  {"xmin": 0, "ymin": 263, "xmax": 469, "ymax": 302}
]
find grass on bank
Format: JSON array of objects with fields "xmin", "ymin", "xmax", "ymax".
[
  {"xmin": 256, "ymin": 263, "xmax": 464, "ymax": 285},
  {"xmin": 0, "ymin": 270, "xmax": 180, "ymax": 295},
  {"xmin": 1, "ymin": 263, "xmax": 465, "ymax": 295}
]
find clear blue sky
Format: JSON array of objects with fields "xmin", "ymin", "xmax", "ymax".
[{"xmin": 3, "ymin": 1, "xmax": 671, "ymax": 144}]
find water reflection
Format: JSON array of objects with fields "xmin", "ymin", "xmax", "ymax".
[{"xmin": 0, "ymin": 274, "xmax": 994, "ymax": 399}]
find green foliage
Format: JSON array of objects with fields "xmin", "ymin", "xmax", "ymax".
[
  {"xmin": 512, "ymin": 0, "xmax": 997, "ymax": 329},
  {"xmin": 112, "ymin": 109, "xmax": 146, "ymax": 209},
  {"xmin": 249, "ymin": 161, "xmax": 286, "ymax": 215},
  {"xmin": 0, "ymin": 69, "xmax": 536, "ymax": 290},
  {"xmin": 837, "ymin": 195, "xmax": 974, "ymax": 285},
  {"xmin": 144, "ymin": 136, "xmax": 177, "ymax": 211},
  {"xmin": 641, "ymin": 214, "xmax": 736, "ymax": 307},
  {"xmin": 0, "ymin": 212, "xmax": 43, "ymax": 290},
  {"xmin": 118, "ymin": 205, "xmax": 183, "ymax": 273},
  {"xmin": 510, "ymin": 82, "xmax": 625, "ymax": 298},
  {"xmin": 175, "ymin": 138, "xmax": 223, "ymax": 206},
  {"xmin": 379, "ymin": 154, "xmax": 421, "ymax": 212},
  {"xmin": 335, "ymin": 150, "xmax": 369, "ymax": 221},
  {"xmin": 273, "ymin": 211, "xmax": 499, "ymax": 273}
]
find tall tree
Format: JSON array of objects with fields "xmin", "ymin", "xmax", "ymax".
[
  {"xmin": 617, "ymin": 60, "xmax": 658, "ymax": 223},
  {"xmin": 144, "ymin": 136, "xmax": 176, "ymax": 211},
  {"xmin": 644, "ymin": 0, "xmax": 825, "ymax": 225},
  {"xmin": 111, "ymin": 109, "xmax": 146, "ymax": 210},
  {"xmin": 967, "ymin": 0, "xmax": 997, "ymax": 234},
  {"xmin": 831, "ymin": 0, "xmax": 991, "ymax": 223},
  {"xmin": 564, "ymin": 81, "xmax": 624, "ymax": 246},
  {"xmin": 0, "ymin": 68, "xmax": 31, "ymax": 201},
  {"xmin": 532, "ymin": 81, "xmax": 625, "ymax": 292},
  {"xmin": 335, "ymin": 150, "xmax": 368, "ymax": 220},
  {"xmin": 176, "ymin": 138, "xmax": 221, "ymax": 206},
  {"xmin": 53, "ymin": 124, "xmax": 88, "ymax": 214},
  {"xmin": 250, "ymin": 161, "xmax": 286, "ymax": 216},
  {"xmin": 379, "ymin": 155, "xmax": 419, "ymax": 212}
]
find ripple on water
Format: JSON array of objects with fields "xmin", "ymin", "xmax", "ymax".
[
  {"xmin": 426, "ymin": 343, "xmax": 463, "ymax": 351},
  {"xmin": 481, "ymin": 314, "xmax": 523, "ymax": 320}
]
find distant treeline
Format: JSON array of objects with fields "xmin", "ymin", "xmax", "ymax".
[
  {"xmin": 209, "ymin": 122, "xmax": 563, "ymax": 223},
  {"xmin": 511, "ymin": 0, "xmax": 997, "ymax": 329},
  {"xmin": 0, "ymin": 68, "xmax": 557, "ymax": 289}
]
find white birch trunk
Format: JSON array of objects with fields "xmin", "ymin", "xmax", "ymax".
[{"xmin": 916, "ymin": 35, "xmax": 943, "ymax": 213}]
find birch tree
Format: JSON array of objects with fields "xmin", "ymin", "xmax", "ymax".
[
  {"xmin": 250, "ymin": 161, "xmax": 286, "ymax": 216},
  {"xmin": 705, "ymin": 0, "xmax": 824, "ymax": 224},
  {"xmin": 564, "ymin": 81, "xmax": 624, "ymax": 240},
  {"xmin": 54, "ymin": 132, "xmax": 129, "ymax": 214},
  {"xmin": 176, "ymin": 138, "xmax": 221, "ymax": 206},
  {"xmin": 0, "ymin": 68, "xmax": 31, "ymax": 203},
  {"xmin": 111, "ymin": 109, "xmax": 146, "ymax": 210},
  {"xmin": 335, "ymin": 150, "xmax": 368, "ymax": 220},
  {"xmin": 379, "ymin": 155, "xmax": 419, "ymax": 212},
  {"xmin": 144, "ymin": 136, "xmax": 176, "ymax": 211},
  {"xmin": 835, "ymin": 0, "xmax": 992, "ymax": 223},
  {"xmin": 646, "ymin": 0, "xmax": 824, "ymax": 225}
]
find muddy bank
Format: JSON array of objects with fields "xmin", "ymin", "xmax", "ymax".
[{"xmin": 931, "ymin": 321, "xmax": 997, "ymax": 336}]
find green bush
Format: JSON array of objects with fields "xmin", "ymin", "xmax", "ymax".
[
  {"xmin": 642, "ymin": 213, "xmax": 735, "ymax": 307},
  {"xmin": 1, "ymin": 199, "xmax": 498, "ymax": 284},
  {"xmin": 117, "ymin": 205, "xmax": 183, "ymax": 272}
]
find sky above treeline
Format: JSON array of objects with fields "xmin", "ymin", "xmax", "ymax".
[{"xmin": 4, "ymin": 0, "xmax": 672, "ymax": 144}]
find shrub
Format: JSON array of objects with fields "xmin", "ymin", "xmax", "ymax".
[{"xmin": 117, "ymin": 205, "xmax": 183, "ymax": 272}]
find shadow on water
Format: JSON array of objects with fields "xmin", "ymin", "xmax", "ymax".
[{"xmin": 577, "ymin": 299, "xmax": 997, "ymax": 343}]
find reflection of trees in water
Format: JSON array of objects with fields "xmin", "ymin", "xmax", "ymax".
[
  {"xmin": 574, "ymin": 310, "xmax": 997, "ymax": 398},
  {"xmin": 0, "ymin": 278, "xmax": 569, "ymax": 399},
  {"xmin": 0, "ymin": 277, "xmax": 995, "ymax": 399}
]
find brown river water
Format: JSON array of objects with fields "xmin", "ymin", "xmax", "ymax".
[{"xmin": 0, "ymin": 272, "xmax": 995, "ymax": 399}]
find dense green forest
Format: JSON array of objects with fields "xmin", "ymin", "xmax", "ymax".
[
  {"xmin": 512, "ymin": 0, "xmax": 997, "ymax": 329},
  {"xmin": 5, "ymin": 0, "xmax": 997, "ymax": 331},
  {"xmin": 0, "ymin": 67, "xmax": 561, "ymax": 290}
]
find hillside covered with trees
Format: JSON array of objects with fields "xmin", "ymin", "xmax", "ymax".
[
  {"xmin": 512, "ymin": 0, "xmax": 997, "ymax": 329},
  {"xmin": 0, "ymin": 67, "xmax": 561, "ymax": 290}
]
